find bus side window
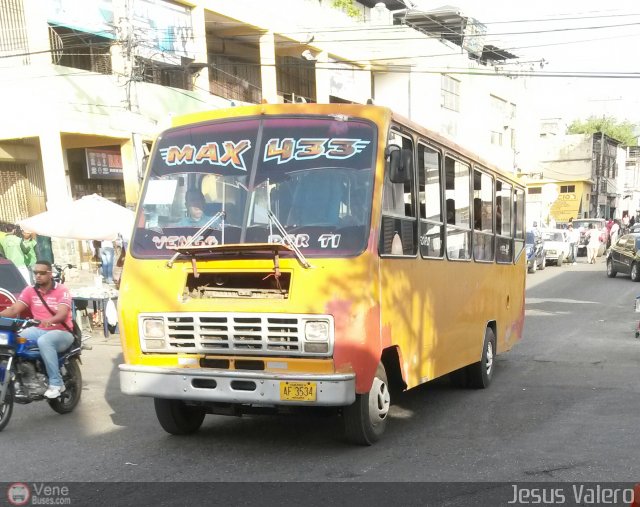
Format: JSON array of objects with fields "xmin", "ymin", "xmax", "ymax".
[
  {"xmin": 380, "ymin": 132, "xmax": 416, "ymax": 256},
  {"xmin": 418, "ymin": 143, "xmax": 443, "ymax": 258},
  {"xmin": 473, "ymin": 169, "xmax": 494, "ymax": 262},
  {"xmin": 444, "ymin": 156, "xmax": 471, "ymax": 260},
  {"xmin": 496, "ymin": 179, "xmax": 513, "ymax": 263},
  {"xmin": 513, "ymin": 187, "xmax": 525, "ymax": 260}
]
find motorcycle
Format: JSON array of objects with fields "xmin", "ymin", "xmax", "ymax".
[
  {"xmin": 52, "ymin": 263, "xmax": 75, "ymax": 285},
  {"xmin": 0, "ymin": 316, "xmax": 84, "ymax": 432}
]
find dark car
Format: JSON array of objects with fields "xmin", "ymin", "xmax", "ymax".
[
  {"xmin": 0, "ymin": 257, "xmax": 27, "ymax": 311},
  {"xmin": 606, "ymin": 233, "xmax": 640, "ymax": 281},
  {"xmin": 526, "ymin": 229, "xmax": 546, "ymax": 273}
]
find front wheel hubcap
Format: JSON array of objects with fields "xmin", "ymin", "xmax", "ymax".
[
  {"xmin": 485, "ymin": 341, "xmax": 494, "ymax": 375},
  {"xmin": 369, "ymin": 377, "xmax": 390, "ymax": 424}
]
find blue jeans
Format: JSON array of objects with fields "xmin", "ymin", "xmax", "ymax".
[
  {"xmin": 21, "ymin": 327, "xmax": 74, "ymax": 387},
  {"xmin": 100, "ymin": 247, "xmax": 115, "ymax": 284}
]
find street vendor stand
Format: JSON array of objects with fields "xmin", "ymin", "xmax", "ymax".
[{"xmin": 71, "ymin": 286, "xmax": 118, "ymax": 338}]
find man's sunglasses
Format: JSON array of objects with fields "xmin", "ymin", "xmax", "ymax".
[{"xmin": 32, "ymin": 270, "xmax": 51, "ymax": 276}]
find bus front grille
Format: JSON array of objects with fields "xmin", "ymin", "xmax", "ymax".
[{"xmin": 163, "ymin": 314, "xmax": 308, "ymax": 355}]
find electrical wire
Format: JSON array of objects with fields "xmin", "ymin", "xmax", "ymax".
[{"xmin": 1, "ymin": 9, "xmax": 640, "ymax": 84}]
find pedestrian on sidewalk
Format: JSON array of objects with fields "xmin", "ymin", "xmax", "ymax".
[
  {"xmin": 99, "ymin": 240, "xmax": 115, "ymax": 285},
  {"xmin": 0, "ymin": 225, "xmax": 34, "ymax": 283},
  {"xmin": 586, "ymin": 224, "xmax": 601, "ymax": 264},
  {"xmin": 610, "ymin": 219, "xmax": 621, "ymax": 247},
  {"xmin": 567, "ymin": 224, "xmax": 579, "ymax": 264},
  {"xmin": 21, "ymin": 231, "xmax": 37, "ymax": 282}
]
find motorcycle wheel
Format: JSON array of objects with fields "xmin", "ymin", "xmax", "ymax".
[
  {"xmin": 48, "ymin": 358, "xmax": 82, "ymax": 414},
  {"xmin": 0, "ymin": 384, "xmax": 14, "ymax": 432}
]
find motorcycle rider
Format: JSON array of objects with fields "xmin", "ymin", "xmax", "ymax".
[{"xmin": 0, "ymin": 259, "xmax": 74, "ymax": 398}]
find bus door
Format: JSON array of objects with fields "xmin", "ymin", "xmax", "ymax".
[{"xmin": 378, "ymin": 129, "xmax": 423, "ymax": 386}]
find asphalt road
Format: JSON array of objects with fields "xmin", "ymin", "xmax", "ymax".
[{"xmin": 2, "ymin": 256, "xmax": 639, "ymax": 488}]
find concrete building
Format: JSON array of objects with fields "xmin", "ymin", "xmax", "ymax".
[
  {"xmin": 0, "ymin": 0, "xmax": 539, "ymax": 234},
  {"xmin": 530, "ymin": 131, "xmax": 625, "ymax": 226},
  {"xmin": 623, "ymin": 146, "xmax": 640, "ymax": 220}
]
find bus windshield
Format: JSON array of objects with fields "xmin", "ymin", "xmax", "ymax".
[{"xmin": 131, "ymin": 116, "xmax": 377, "ymax": 259}]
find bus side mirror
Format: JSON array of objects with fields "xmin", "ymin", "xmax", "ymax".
[
  {"xmin": 139, "ymin": 154, "xmax": 149, "ymax": 182},
  {"xmin": 386, "ymin": 146, "xmax": 412, "ymax": 184}
]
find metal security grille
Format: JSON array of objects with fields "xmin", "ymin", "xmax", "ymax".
[
  {"xmin": 0, "ymin": 0, "xmax": 29, "ymax": 64},
  {"xmin": 0, "ymin": 163, "xmax": 29, "ymax": 223},
  {"xmin": 164, "ymin": 314, "xmax": 302, "ymax": 355}
]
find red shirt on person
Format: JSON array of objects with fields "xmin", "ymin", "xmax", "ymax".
[{"xmin": 17, "ymin": 283, "xmax": 73, "ymax": 331}]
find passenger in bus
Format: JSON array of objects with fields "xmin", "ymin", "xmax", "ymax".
[
  {"xmin": 178, "ymin": 191, "xmax": 210, "ymax": 227},
  {"xmin": 446, "ymin": 199, "xmax": 455, "ymax": 225}
]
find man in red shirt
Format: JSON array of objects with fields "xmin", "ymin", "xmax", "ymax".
[{"xmin": 0, "ymin": 259, "xmax": 74, "ymax": 398}]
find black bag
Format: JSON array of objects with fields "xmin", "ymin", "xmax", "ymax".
[{"xmin": 33, "ymin": 287, "xmax": 82, "ymax": 349}]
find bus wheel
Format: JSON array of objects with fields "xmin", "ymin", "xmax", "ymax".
[
  {"xmin": 343, "ymin": 363, "xmax": 390, "ymax": 445},
  {"xmin": 154, "ymin": 398, "xmax": 206, "ymax": 435},
  {"xmin": 466, "ymin": 328, "xmax": 496, "ymax": 389}
]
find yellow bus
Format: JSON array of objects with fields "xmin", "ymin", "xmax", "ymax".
[{"xmin": 118, "ymin": 103, "xmax": 526, "ymax": 445}]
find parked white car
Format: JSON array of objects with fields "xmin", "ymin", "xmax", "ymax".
[{"xmin": 542, "ymin": 229, "xmax": 572, "ymax": 266}]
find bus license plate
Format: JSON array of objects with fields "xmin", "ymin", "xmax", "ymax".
[{"xmin": 280, "ymin": 381, "xmax": 317, "ymax": 402}]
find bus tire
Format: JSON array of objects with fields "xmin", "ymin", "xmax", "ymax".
[
  {"xmin": 466, "ymin": 327, "xmax": 496, "ymax": 389},
  {"xmin": 154, "ymin": 398, "xmax": 206, "ymax": 435},
  {"xmin": 343, "ymin": 363, "xmax": 390, "ymax": 445}
]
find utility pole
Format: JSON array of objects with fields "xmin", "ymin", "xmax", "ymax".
[{"xmin": 594, "ymin": 128, "xmax": 605, "ymax": 218}]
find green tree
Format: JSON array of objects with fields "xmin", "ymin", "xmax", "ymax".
[
  {"xmin": 332, "ymin": 0, "xmax": 360, "ymax": 18},
  {"xmin": 567, "ymin": 116, "xmax": 638, "ymax": 146}
]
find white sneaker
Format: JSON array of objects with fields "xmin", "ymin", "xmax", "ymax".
[{"xmin": 44, "ymin": 385, "xmax": 66, "ymax": 399}]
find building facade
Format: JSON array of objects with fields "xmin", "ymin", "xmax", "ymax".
[
  {"xmin": 0, "ymin": 0, "xmax": 539, "ymax": 230},
  {"xmin": 530, "ymin": 131, "xmax": 625, "ymax": 226}
]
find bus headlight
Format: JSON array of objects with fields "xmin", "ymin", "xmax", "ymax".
[
  {"xmin": 304, "ymin": 320, "xmax": 329, "ymax": 342},
  {"xmin": 142, "ymin": 318, "xmax": 165, "ymax": 339}
]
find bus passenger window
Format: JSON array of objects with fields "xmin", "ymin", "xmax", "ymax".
[
  {"xmin": 380, "ymin": 131, "xmax": 416, "ymax": 256},
  {"xmin": 513, "ymin": 188, "xmax": 525, "ymax": 260},
  {"xmin": 418, "ymin": 143, "xmax": 443, "ymax": 258},
  {"xmin": 444, "ymin": 156, "xmax": 471, "ymax": 260},
  {"xmin": 496, "ymin": 179, "xmax": 513, "ymax": 263},
  {"xmin": 473, "ymin": 169, "xmax": 494, "ymax": 262}
]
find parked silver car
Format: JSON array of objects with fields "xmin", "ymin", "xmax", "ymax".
[{"xmin": 542, "ymin": 229, "xmax": 571, "ymax": 266}]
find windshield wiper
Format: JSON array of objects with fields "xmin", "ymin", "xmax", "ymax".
[
  {"xmin": 266, "ymin": 210, "xmax": 313, "ymax": 269},
  {"xmin": 166, "ymin": 211, "xmax": 225, "ymax": 268}
]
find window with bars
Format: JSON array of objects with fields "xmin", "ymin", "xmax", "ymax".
[
  {"xmin": 135, "ymin": 57, "xmax": 190, "ymax": 90},
  {"xmin": 49, "ymin": 26, "xmax": 112, "ymax": 75},
  {"xmin": 209, "ymin": 54, "xmax": 262, "ymax": 103}
]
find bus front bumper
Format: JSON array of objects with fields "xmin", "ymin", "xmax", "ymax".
[{"xmin": 119, "ymin": 364, "xmax": 356, "ymax": 406}]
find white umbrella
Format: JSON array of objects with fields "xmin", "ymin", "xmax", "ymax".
[{"xmin": 18, "ymin": 194, "xmax": 135, "ymax": 241}]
